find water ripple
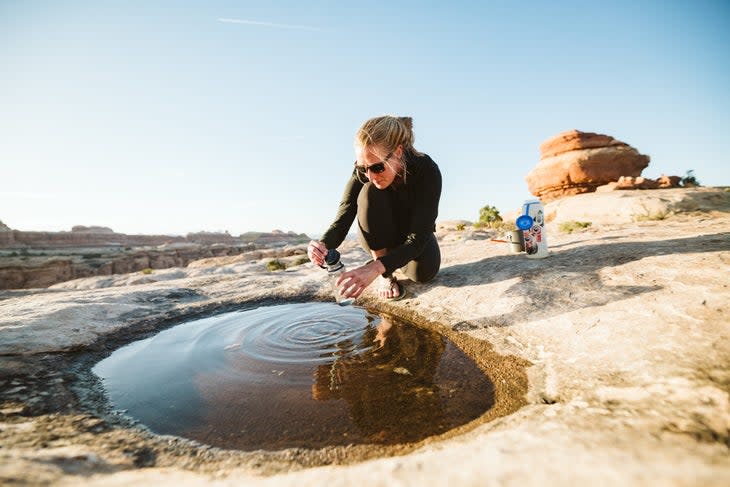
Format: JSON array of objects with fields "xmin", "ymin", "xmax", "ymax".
[
  {"xmin": 210, "ymin": 303, "xmax": 373, "ymax": 365},
  {"xmin": 94, "ymin": 302, "xmax": 496, "ymax": 450}
]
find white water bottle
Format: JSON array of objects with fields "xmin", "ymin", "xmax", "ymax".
[
  {"xmin": 516, "ymin": 199, "xmax": 549, "ymax": 258},
  {"xmin": 325, "ymin": 249, "xmax": 354, "ymax": 306}
]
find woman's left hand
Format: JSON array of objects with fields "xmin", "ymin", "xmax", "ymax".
[{"xmin": 336, "ymin": 260, "xmax": 386, "ymax": 299}]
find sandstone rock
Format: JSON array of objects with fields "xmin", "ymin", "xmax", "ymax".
[
  {"xmin": 0, "ymin": 220, "xmax": 11, "ymax": 232},
  {"xmin": 615, "ymin": 176, "xmax": 660, "ymax": 190},
  {"xmin": 0, "ymin": 259, "xmax": 74, "ymax": 289},
  {"xmin": 545, "ymin": 187, "xmax": 730, "ymax": 226},
  {"xmin": 0, "ymin": 226, "xmax": 312, "ymax": 289},
  {"xmin": 526, "ymin": 130, "xmax": 650, "ymax": 202},
  {"xmin": 538, "ymin": 130, "xmax": 625, "ymax": 159},
  {"xmin": 596, "ymin": 175, "xmax": 683, "ymax": 193},
  {"xmin": 1, "ymin": 189, "xmax": 729, "ymax": 486},
  {"xmin": 0, "ymin": 244, "xmax": 305, "ymax": 290},
  {"xmin": 658, "ymin": 174, "xmax": 682, "ymax": 188}
]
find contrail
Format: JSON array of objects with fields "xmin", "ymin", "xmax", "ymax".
[{"xmin": 217, "ymin": 17, "xmax": 322, "ymax": 32}]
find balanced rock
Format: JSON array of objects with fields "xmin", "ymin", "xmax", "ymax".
[{"xmin": 526, "ymin": 130, "xmax": 650, "ymax": 202}]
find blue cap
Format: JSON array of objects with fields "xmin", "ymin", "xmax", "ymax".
[
  {"xmin": 325, "ymin": 249, "xmax": 341, "ymax": 265},
  {"xmin": 516, "ymin": 214, "xmax": 534, "ymax": 230}
]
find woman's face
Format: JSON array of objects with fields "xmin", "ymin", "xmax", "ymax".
[{"xmin": 355, "ymin": 145, "xmax": 403, "ymax": 190}]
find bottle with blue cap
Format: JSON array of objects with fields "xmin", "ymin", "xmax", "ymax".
[
  {"xmin": 516, "ymin": 199, "xmax": 549, "ymax": 258},
  {"xmin": 324, "ymin": 249, "xmax": 354, "ymax": 306}
]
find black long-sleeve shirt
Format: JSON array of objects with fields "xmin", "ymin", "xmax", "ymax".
[{"xmin": 321, "ymin": 151, "xmax": 442, "ymax": 275}]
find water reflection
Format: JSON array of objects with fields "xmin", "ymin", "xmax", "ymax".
[
  {"xmin": 94, "ymin": 303, "xmax": 494, "ymax": 451},
  {"xmin": 311, "ymin": 317, "xmax": 451, "ymax": 444}
]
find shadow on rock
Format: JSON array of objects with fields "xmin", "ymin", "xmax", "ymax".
[{"xmin": 440, "ymin": 232, "xmax": 730, "ymax": 329}]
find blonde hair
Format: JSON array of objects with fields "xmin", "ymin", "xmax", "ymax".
[{"xmin": 354, "ymin": 115, "xmax": 422, "ymax": 156}]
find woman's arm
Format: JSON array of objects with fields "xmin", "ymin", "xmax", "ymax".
[{"xmin": 320, "ymin": 170, "xmax": 363, "ymax": 250}]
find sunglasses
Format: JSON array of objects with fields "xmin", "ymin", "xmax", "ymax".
[{"xmin": 355, "ymin": 152, "xmax": 393, "ymax": 176}]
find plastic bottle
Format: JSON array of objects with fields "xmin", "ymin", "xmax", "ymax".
[
  {"xmin": 516, "ymin": 199, "xmax": 549, "ymax": 258},
  {"xmin": 325, "ymin": 249, "xmax": 354, "ymax": 306}
]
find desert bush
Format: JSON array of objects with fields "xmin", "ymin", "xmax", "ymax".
[
  {"xmin": 455, "ymin": 223, "xmax": 466, "ymax": 231},
  {"xmin": 634, "ymin": 210, "xmax": 670, "ymax": 222},
  {"xmin": 478, "ymin": 205, "xmax": 503, "ymax": 226},
  {"xmin": 680, "ymin": 170, "xmax": 700, "ymax": 187},
  {"xmin": 559, "ymin": 221, "xmax": 592, "ymax": 233},
  {"xmin": 291, "ymin": 256, "xmax": 310, "ymax": 267},
  {"xmin": 266, "ymin": 259, "xmax": 287, "ymax": 271},
  {"xmin": 141, "ymin": 268, "xmax": 154, "ymax": 275}
]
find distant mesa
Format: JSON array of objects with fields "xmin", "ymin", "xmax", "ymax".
[
  {"xmin": 71, "ymin": 225, "xmax": 115, "ymax": 234},
  {"xmin": 0, "ymin": 224, "xmax": 310, "ymax": 250},
  {"xmin": 0, "ymin": 224, "xmax": 311, "ymax": 290},
  {"xmin": 526, "ymin": 130, "xmax": 656, "ymax": 202}
]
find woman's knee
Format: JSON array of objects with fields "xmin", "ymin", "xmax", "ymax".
[{"xmin": 404, "ymin": 236, "xmax": 441, "ymax": 283}]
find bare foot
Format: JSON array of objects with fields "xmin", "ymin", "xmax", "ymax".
[{"xmin": 378, "ymin": 276, "xmax": 402, "ymax": 300}]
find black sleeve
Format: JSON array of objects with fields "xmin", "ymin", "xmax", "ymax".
[
  {"xmin": 320, "ymin": 170, "xmax": 363, "ymax": 250},
  {"xmin": 378, "ymin": 157, "xmax": 442, "ymax": 275}
]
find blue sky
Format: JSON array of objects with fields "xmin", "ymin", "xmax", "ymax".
[{"xmin": 2, "ymin": 0, "xmax": 728, "ymax": 236}]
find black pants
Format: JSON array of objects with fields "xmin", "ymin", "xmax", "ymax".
[{"xmin": 356, "ymin": 182, "xmax": 440, "ymax": 283}]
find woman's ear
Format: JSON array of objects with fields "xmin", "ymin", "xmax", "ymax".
[{"xmin": 395, "ymin": 144, "xmax": 404, "ymax": 159}]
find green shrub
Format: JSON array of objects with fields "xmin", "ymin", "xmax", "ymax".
[
  {"xmin": 680, "ymin": 170, "xmax": 700, "ymax": 187},
  {"xmin": 141, "ymin": 268, "xmax": 154, "ymax": 275},
  {"xmin": 559, "ymin": 221, "xmax": 592, "ymax": 233},
  {"xmin": 455, "ymin": 223, "xmax": 466, "ymax": 231},
  {"xmin": 634, "ymin": 211, "xmax": 670, "ymax": 222},
  {"xmin": 291, "ymin": 256, "xmax": 310, "ymax": 267},
  {"xmin": 478, "ymin": 205, "xmax": 503, "ymax": 226},
  {"xmin": 266, "ymin": 259, "xmax": 287, "ymax": 271}
]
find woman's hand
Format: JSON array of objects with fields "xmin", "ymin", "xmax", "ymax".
[
  {"xmin": 307, "ymin": 240, "xmax": 327, "ymax": 267},
  {"xmin": 336, "ymin": 260, "xmax": 387, "ymax": 299}
]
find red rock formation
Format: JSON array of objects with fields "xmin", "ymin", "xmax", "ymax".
[
  {"xmin": 539, "ymin": 130, "xmax": 625, "ymax": 159},
  {"xmin": 0, "ymin": 228, "xmax": 309, "ymax": 249},
  {"xmin": 596, "ymin": 175, "xmax": 683, "ymax": 192},
  {"xmin": 0, "ymin": 245, "xmax": 266, "ymax": 290},
  {"xmin": 658, "ymin": 175, "xmax": 682, "ymax": 188},
  {"xmin": 0, "ymin": 225, "xmax": 311, "ymax": 289},
  {"xmin": 526, "ymin": 130, "xmax": 650, "ymax": 202}
]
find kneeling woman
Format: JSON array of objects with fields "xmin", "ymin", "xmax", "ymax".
[{"xmin": 307, "ymin": 115, "xmax": 442, "ymax": 301}]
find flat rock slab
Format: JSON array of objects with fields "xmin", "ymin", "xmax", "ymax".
[{"xmin": 1, "ymin": 190, "xmax": 729, "ymax": 486}]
